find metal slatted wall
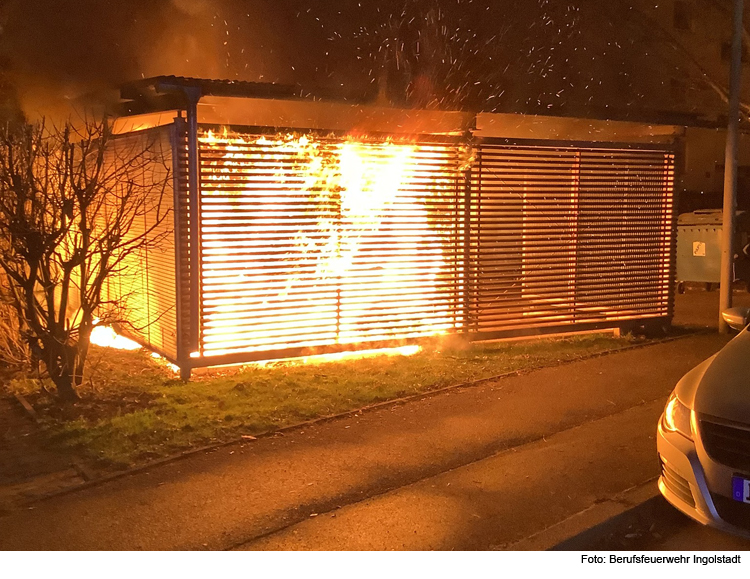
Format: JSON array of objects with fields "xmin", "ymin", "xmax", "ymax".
[
  {"xmin": 468, "ymin": 141, "xmax": 675, "ymax": 337},
  {"xmin": 195, "ymin": 129, "xmax": 466, "ymax": 362},
  {"xmin": 165, "ymin": 126, "xmax": 675, "ymax": 368},
  {"xmin": 102, "ymin": 126, "xmax": 179, "ymax": 361}
]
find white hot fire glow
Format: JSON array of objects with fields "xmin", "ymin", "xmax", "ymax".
[
  {"xmin": 89, "ymin": 325, "xmax": 141, "ymax": 350},
  {"xmin": 198, "ymin": 129, "xmax": 460, "ymax": 359}
]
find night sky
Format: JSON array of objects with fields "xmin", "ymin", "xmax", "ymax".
[{"xmin": 0, "ymin": 0, "xmax": 731, "ymax": 120}]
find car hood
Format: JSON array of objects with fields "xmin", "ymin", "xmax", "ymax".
[{"xmin": 692, "ymin": 329, "xmax": 750, "ymax": 424}]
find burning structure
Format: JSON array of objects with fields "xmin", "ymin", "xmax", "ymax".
[{"xmin": 106, "ymin": 77, "xmax": 678, "ymax": 379}]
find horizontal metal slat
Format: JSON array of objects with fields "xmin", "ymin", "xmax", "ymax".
[
  {"xmin": 196, "ymin": 130, "xmax": 464, "ymax": 355},
  {"xmin": 469, "ymin": 143, "xmax": 673, "ymax": 334}
]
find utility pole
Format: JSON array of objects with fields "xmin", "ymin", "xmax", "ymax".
[{"xmin": 719, "ymin": 0, "xmax": 744, "ymax": 333}]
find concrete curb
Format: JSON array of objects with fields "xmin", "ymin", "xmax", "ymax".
[
  {"xmin": 21, "ymin": 331, "xmax": 704, "ymax": 508},
  {"xmin": 504, "ymin": 478, "xmax": 665, "ymax": 551},
  {"xmin": 549, "ymin": 491, "xmax": 689, "ymax": 551}
]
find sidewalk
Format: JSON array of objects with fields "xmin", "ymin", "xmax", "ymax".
[{"xmin": 0, "ymin": 332, "xmax": 730, "ymax": 550}]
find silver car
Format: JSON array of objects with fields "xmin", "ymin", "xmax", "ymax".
[{"xmin": 657, "ymin": 306, "xmax": 750, "ymax": 538}]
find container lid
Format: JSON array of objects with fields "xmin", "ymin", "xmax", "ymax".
[{"xmin": 677, "ymin": 209, "xmax": 747, "ymax": 226}]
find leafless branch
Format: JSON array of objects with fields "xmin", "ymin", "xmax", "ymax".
[{"xmin": 0, "ymin": 116, "xmax": 171, "ymax": 401}]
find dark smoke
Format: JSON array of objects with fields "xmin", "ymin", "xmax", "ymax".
[
  {"xmin": 0, "ymin": 0, "xmax": 733, "ymax": 122},
  {"xmin": 0, "ymin": 0, "xmax": 296, "ymax": 119}
]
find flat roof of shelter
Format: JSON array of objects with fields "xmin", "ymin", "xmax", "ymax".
[{"xmin": 113, "ymin": 76, "xmax": 684, "ymax": 144}]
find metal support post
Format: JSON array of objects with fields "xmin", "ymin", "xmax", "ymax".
[
  {"xmin": 720, "ymin": 0, "xmax": 744, "ymax": 333},
  {"xmin": 184, "ymin": 89, "xmax": 202, "ymax": 350}
]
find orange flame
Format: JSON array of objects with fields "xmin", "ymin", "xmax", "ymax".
[
  {"xmin": 89, "ymin": 324, "xmax": 141, "ymax": 350},
  {"xmin": 243, "ymin": 344, "xmax": 422, "ymax": 368},
  {"xmin": 198, "ymin": 130, "xmax": 460, "ymax": 359}
]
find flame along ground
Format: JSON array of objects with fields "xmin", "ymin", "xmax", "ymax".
[
  {"xmin": 89, "ymin": 320, "xmax": 421, "ymax": 371},
  {"xmin": 89, "ymin": 324, "xmax": 141, "ymax": 351},
  {"xmin": 198, "ymin": 129, "xmax": 459, "ymax": 359}
]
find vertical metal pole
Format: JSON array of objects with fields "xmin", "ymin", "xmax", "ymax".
[
  {"xmin": 463, "ymin": 164, "xmax": 472, "ymax": 338},
  {"xmin": 335, "ymin": 190, "xmax": 342, "ymax": 343},
  {"xmin": 719, "ymin": 0, "xmax": 744, "ymax": 333},
  {"xmin": 571, "ymin": 151, "xmax": 581, "ymax": 323},
  {"xmin": 185, "ymin": 91, "xmax": 202, "ymax": 350},
  {"xmin": 665, "ymin": 151, "xmax": 678, "ymax": 323},
  {"xmin": 463, "ymin": 140, "xmax": 476, "ymax": 338},
  {"xmin": 171, "ymin": 116, "xmax": 190, "ymax": 380}
]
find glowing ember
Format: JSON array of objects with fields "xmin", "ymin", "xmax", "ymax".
[
  {"xmin": 249, "ymin": 344, "xmax": 422, "ymax": 368},
  {"xmin": 198, "ymin": 129, "xmax": 461, "ymax": 359},
  {"xmin": 89, "ymin": 325, "xmax": 141, "ymax": 350}
]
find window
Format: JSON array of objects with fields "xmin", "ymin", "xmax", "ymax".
[{"xmin": 674, "ymin": 1, "xmax": 692, "ymax": 31}]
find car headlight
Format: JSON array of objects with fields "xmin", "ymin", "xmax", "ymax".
[{"xmin": 662, "ymin": 392, "xmax": 693, "ymax": 440}]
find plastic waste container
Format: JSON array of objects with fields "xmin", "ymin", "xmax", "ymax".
[{"xmin": 676, "ymin": 209, "xmax": 750, "ymax": 292}]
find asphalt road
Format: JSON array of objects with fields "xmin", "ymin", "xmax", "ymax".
[
  {"xmin": 240, "ymin": 398, "xmax": 670, "ymax": 550},
  {"xmin": 0, "ymin": 332, "xmax": 735, "ymax": 550},
  {"xmin": 236, "ymin": 393, "xmax": 750, "ymax": 551}
]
